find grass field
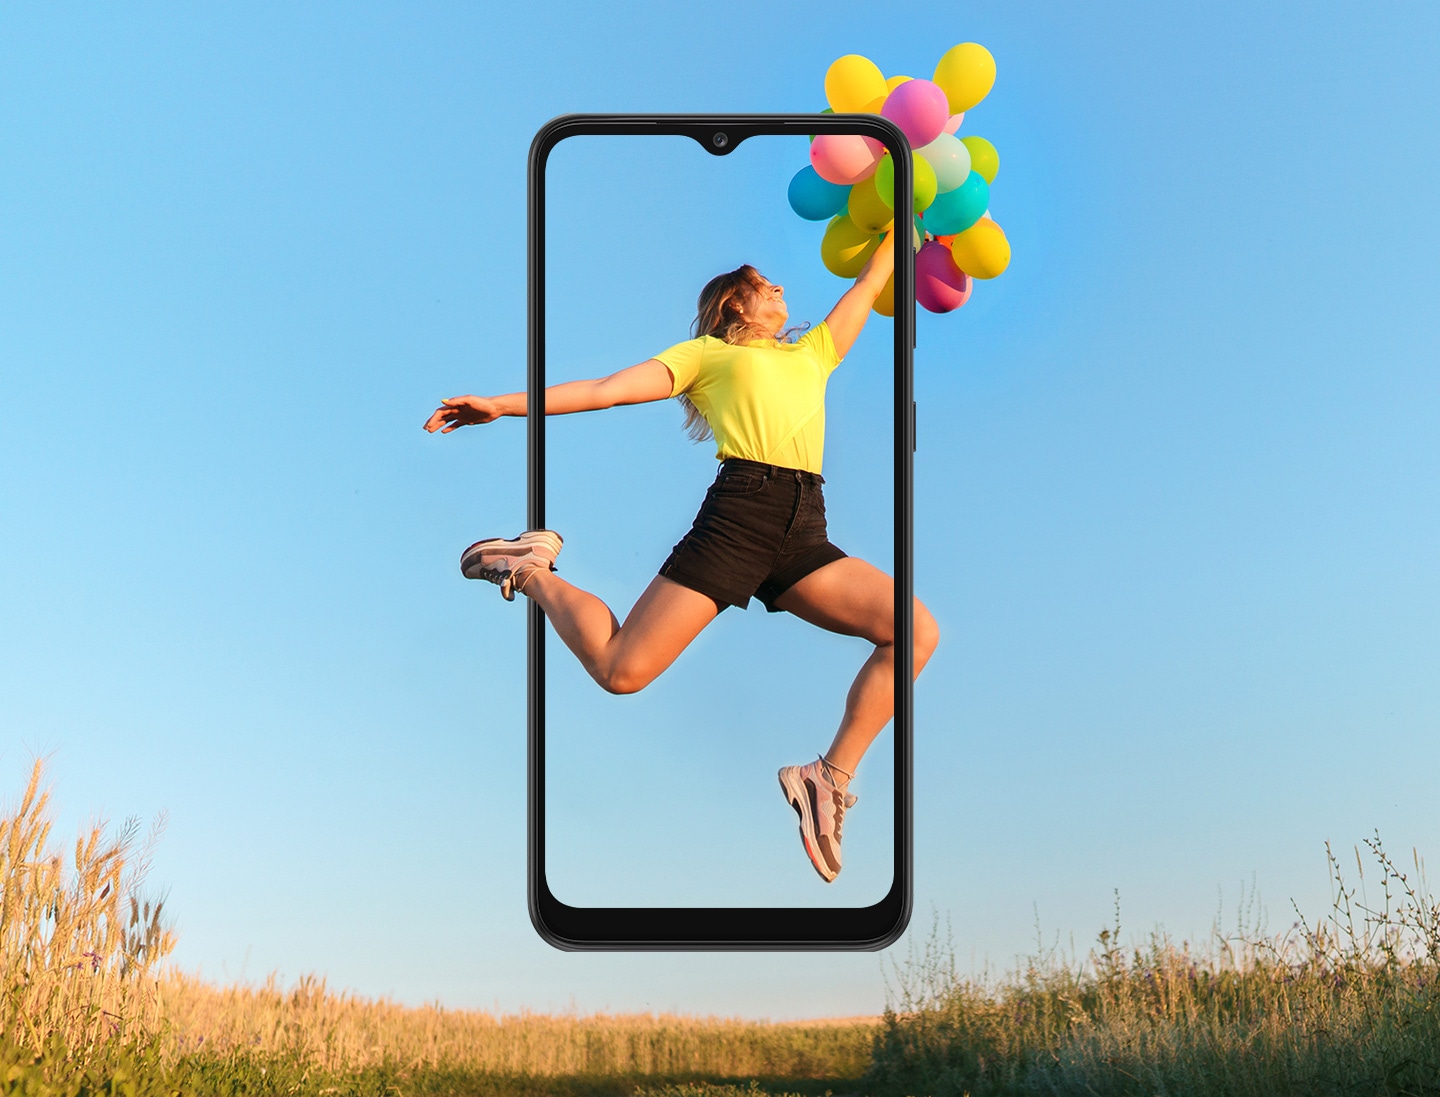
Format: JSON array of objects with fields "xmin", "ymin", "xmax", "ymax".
[
  {"xmin": 866, "ymin": 843, "xmax": 1440, "ymax": 1096},
  {"xmin": 5, "ymin": 759, "xmax": 1438, "ymax": 1096}
]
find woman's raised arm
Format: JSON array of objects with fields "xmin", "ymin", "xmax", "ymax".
[
  {"xmin": 423, "ymin": 359, "xmax": 675, "ymax": 433},
  {"xmin": 822, "ymin": 231, "xmax": 897, "ymax": 360}
]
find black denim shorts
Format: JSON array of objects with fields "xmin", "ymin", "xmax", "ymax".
[{"xmin": 659, "ymin": 458, "xmax": 848, "ymax": 612}]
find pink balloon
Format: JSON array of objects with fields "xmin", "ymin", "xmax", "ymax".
[
  {"xmin": 881, "ymin": 79, "xmax": 950, "ymax": 148},
  {"xmin": 943, "ymin": 112, "xmax": 965, "ymax": 135},
  {"xmin": 916, "ymin": 240, "xmax": 973, "ymax": 313},
  {"xmin": 809, "ymin": 133, "xmax": 884, "ymax": 185}
]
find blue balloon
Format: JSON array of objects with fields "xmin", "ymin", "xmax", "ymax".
[
  {"xmin": 923, "ymin": 171, "xmax": 989, "ymax": 236},
  {"xmin": 788, "ymin": 166, "xmax": 851, "ymax": 221}
]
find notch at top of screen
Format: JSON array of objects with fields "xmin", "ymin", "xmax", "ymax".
[
  {"xmin": 696, "ymin": 129, "xmax": 742, "ymax": 155},
  {"xmin": 682, "ymin": 118, "xmax": 906, "ymax": 159}
]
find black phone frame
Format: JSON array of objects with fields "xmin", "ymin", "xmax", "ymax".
[{"xmin": 528, "ymin": 114, "xmax": 915, "ymax": 949}]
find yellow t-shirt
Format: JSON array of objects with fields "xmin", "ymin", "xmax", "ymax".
[{"xmin": 654, "ymin": 323, "xmax": 842, "ymax": 474}]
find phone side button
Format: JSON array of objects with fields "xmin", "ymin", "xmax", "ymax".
[{"xmin": 912, "ymin": 401, "xmax": 917, "ymax": 452}]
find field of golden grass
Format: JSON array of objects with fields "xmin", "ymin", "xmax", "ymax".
[
  {"xmin": 865, "ymin": 841, "xmax": 1440, "ymax": 1095},
  {"xmin": 0, "ymin": 760, "xmax": 873, "ymax": 1095},
  {"xmin": 158, "ymin": 970, "xmax": 876, "ymax": 1079},
  {"xmin": 6, "ymin": 758, "xmax": 1439, "ymax": 1096}
]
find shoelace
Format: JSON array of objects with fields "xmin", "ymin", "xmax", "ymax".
[
  {"xmin": 475, "ymin": 554, "xmax": 554, "ymax": 600},
  {"xmin": 473, "ymin": 559, "xmax": 518, "ymax": 601},
  {"xmin": 510, "ymin": 559, "xmax": 545, "ymax": 597},
  {"xmin": 473, "ymin": 561, "xmax": 510, "ymax": 584},
  {"xmin": 818, "ymin": 755, "xmax": 857, "ymax": 840},
  {"xmin": 819, "ymin": 754, "xmax": 853, "ymax": 784},
  {"xmin": 830, "ymin": 787, "xmax": 858, "ymax": 840}
]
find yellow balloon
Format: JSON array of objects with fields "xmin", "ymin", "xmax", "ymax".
[
  {"xmin": 848, "ymin": 175, "xmax": 895, "ymax": 234},
  {"xmin": 825, "ymin": 55, "xmax": 887, "ymax": 113},
  {"xmin": 933, "ymin": 42, "xmax": 996, "ymax": 113},
  {"xmin": 821, "ymin": 214, "xmax": 880, "ymax": 278},
  {"xmin": 948, "ymin": 217, "xmax": 1010, "ymax": 279},
  {"xmin": 872, "ymin": 272, "xmax": 896, "ymax": 317},
  {"xmin": 885, "ymin": 75, "xmax": 913, "ymax": 92}
]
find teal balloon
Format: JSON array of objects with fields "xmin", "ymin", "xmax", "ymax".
[
  {"xmin": 788, "ymin": 165, "xmax": 851, "ymax": 221},
  {"xmin": 923, "ymin": 171, "xmax": 989, "ymax": 235}
]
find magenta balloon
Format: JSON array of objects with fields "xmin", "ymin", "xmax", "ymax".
[
  {"xmin": 880, "ymin": 79, "xmax": 950, "ymax": 148},
  {"xmin": 943, "ymin": 112, "xmax": 965, "ymax": 135},
  {"xmin": 915, "ymin": 240, "xmax": 973, "ymax": 313},
  {"xmin": 809, "ymin": 133, "xmax": 884, "ymax": 185}
]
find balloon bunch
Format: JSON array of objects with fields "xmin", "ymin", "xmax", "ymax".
[{"xmin": 787, "ymin": 44, "xmax": 1011, "ymax": 316}]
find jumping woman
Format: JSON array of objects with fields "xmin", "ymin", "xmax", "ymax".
[{"xmin": 423, "ymin": 232, "xmax": 938, "ymax": 882}]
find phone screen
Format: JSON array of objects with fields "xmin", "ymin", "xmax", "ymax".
[{"xmin": 530, "ymin": 117, "xmax": 912, "ymax": 946}]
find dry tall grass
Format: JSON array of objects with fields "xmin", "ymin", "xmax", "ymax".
[
  {"xmin": 0, "ymin": 759, "xmax": 175, "ymax": 1055},
  {"xmin": 867, "ymin": 839, "xmax": 1440, "ymax": 1096},
  {"xmin": 16, "ymin": 757, "xmax": 1440, "ymax": 1096},
  {"xmin": 156, "ymin": 971, "xmax": 876, "ymax": 1079},
  {"xmin": 2, "ymin": 760, "xmax": 871, "ymax": 1088}
]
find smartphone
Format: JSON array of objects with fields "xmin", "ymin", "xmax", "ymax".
[{"xmin": 528, "ymin": 114, "xmax": 914, "ymax": 948}]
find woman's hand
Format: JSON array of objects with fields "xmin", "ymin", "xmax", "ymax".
[
  {"xmin": 823, "ymin": 230, "xmax": 897, "ymax": 359},
  {"xmin": 857, "ymin": 229, "xmax": 897, "ymax": 290},
  {"xmin": 423, "ymin": 361, "xmax": 670, "ymax": 434},
  {"xmin": 423, "ymin": 395, "xmax": 507, "ymax": 433}
]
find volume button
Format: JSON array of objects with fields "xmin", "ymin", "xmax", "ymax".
[{"xmin": 912, "ymin": 401, "xmax": 917, "ymax": 452}]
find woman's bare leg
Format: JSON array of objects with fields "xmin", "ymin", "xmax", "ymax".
[
  {"xmin": 521, "ymin": 570, "xmax": 720, "ymax": 695},
  {"xmin": 771, "ymin": 558, "xmax": 939, "ymax": 776}
]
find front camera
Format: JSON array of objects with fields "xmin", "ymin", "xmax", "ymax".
[{"xmin": 712, "ymin": 132, "xmax": 728, "ymax": 149}]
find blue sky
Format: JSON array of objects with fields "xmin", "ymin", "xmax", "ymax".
[{"xmin": 2, "ymin": 3, "xmax": 1437, "ymax": 1018}]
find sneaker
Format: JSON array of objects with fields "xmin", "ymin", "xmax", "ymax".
[
  {"xmin": 460, "ymin": 530, "xmax": 563, "ymax": 600},
  {"xmin": 778, "ymin": 757, "xmax": 857, "ymax": 882}
]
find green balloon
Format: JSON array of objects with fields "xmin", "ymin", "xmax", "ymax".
[
  {"xmin": 912, "ymin": 156, "xmax": 938, "ymax": 213},
  {"xmin": 960, "ymin": 136, "xmax": 1000, "ymax": 183},
  {"xmin": 874, "ymin": 152, "xmax": 938, "ymax": 213},
  {"xmin": 872, "ymin": 153, "xmax": 894, "ymax": 208}
]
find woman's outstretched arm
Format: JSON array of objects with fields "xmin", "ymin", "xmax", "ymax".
[
  {"xmin": 822, "ymin": 231, "xmax": 897, "ymax": 360},
  {"xmin": 423, "ymin": 359, "xmax": 674, "ymax": 433}
]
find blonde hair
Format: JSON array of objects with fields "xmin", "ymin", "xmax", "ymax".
[{"xmin": 678, "ymin": 265, "xmax": 807, "ymax": 443}]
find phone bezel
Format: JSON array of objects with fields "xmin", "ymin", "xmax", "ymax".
[{"xmin": 528, "ymin": 114, "xmax": 914, "ymax": 949}]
